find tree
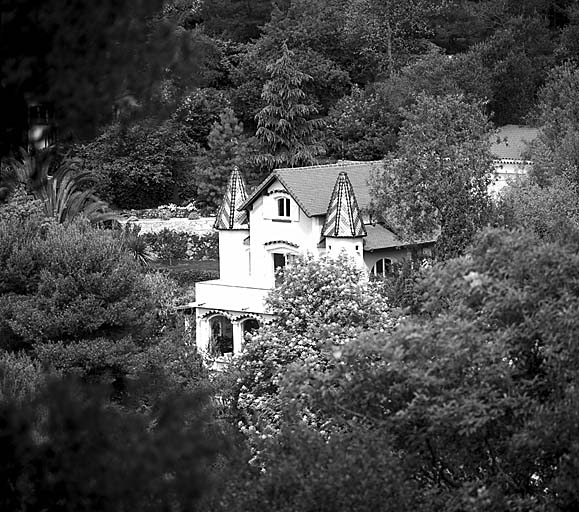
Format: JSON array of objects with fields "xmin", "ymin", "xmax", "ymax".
[
  {"xmin": 80, "ymin": 117, "xmax": 199, "ymax": 209},
  {"xmin": 342, "ymin": 0, "xmax": 444, "ymax": 79},
  {"xmin": 528, "ymin": 63, "xmax": 579, "ymax": 187},
  {"xmin": 286, "ymin": 228, "xmax": 579, "ymax": 510},
  {"xmin": 495, "ymin": 176, "xmax": 579, "ymax": 245},
  {"xmin": 192, "ymin": 108, "xmax": 261, "ymax": 210},
  {"xmin": 1, "ymin": 150, "xmax": 117, "ymax": 224},
  {"xmin": 472, "ymin": 15, "xmax": 555, "ymax": 125},
  {"xmin": 371, "ymin": 93, "xmax": 494, "ymax": 259},
  {"xmin": 326, "ymin": 83, "xmax": 402, "ymax": 160},
  {"xmin": 255, "ymin": 44, "xmax": 324, "ymax": 169},
  {"xmin": 197, "ymin": 0, "xmax": 275, "ymax": 42},
  {"xmin": 228, "ymin": 254, "xmax": 391, "ymax": 442},
  {"xmin": 0, "ymin": 377, "xmax": 219, "ymax": 512},
  {"xmin": 0, "ymin": 214, "xmax": 170, "ymax": 348},
  {"xmin": 0, "ymin": 0, "xmax": 203, "ymax": 145}
]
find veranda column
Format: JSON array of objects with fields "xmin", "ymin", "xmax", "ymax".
[{"xmin": 232, "ymin": 320, "xmax": 244, "ymax": 354}]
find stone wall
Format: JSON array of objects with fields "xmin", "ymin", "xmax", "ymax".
[{"xmin": 123, "ymin": 217, "xmax": 216, "ymax": 235}]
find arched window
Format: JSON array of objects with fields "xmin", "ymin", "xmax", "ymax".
[
  {"xmin": 371, "ymin": 258, "xmax": 392, "ymax": 277},
  {"xmin": 242, "ymin": 318, "xmax": 260, "ymax": 338},
  {"xmin": 277, "ymin": 197, "xmax": 291, "ymax": 217},
  {"xmin": 209, "ymin": 315, "xmax": 234, "ymax": 355}
]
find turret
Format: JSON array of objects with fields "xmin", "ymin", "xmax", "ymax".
[
  {"xmin": 214, "ymin": 168, "xmax": 250, "ymax": 282},
  {"xmin": 322, "ymin": 172, "xmax": 367, "ymax": 268}
]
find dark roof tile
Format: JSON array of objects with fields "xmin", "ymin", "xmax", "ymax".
[{"xmin": 241, "ymin": 161, "xmax": 383, "ymax": 216}]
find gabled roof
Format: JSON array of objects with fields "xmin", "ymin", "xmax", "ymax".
[
  {"xmin": 322, "ymin": 172, "xmax": 367, "ymax": 238},
  {"xmin": 491, "ymin": 125, "xmax": 539, "ymax": 161},
  {"xmin": 240, "ymin": 161, "xmax": 383, "ymax": 217},
  {"xmin": 214, "ymin": 168, "xmax": 249, "ymax": 230}
]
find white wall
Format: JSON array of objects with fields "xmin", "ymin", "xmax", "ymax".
[
  {"xmin": 491, "ymin": 160, "xmax": 531, "ymax": 196},
  {"xmin": 218, "ymin": 229, "xmax": 250, "ymax": 283},
  {"xmin": 326, "ymin": 237, "xmax": 366, "ymax": 268},
  {"xmin": 248, "ymin": 179, "xmax": 325, "ymax": 286}
]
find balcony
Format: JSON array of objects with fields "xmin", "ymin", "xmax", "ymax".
[{"xmin": 194, "ymin": 279, "xmax": 273, "ymax": 315}]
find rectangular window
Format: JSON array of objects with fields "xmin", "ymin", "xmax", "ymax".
[
  {"xmin": 277, "ymin": 197, "xmax": 291, "ymax": 217},
  {"xmin": 273, "ymin": 253, "xmax": 286, "ymax": 286}
]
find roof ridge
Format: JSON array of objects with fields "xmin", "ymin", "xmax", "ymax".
[{"xmin": 275, "ymin": 160, "xmax": 383, "ymax": 172}]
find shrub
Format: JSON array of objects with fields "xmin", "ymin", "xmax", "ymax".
[
  {"xmin": 0, "ymin": 377, "xmax": 220, "ymax": 512},
  {"xmin": 143, "ymin": 230, "xmax": 219, "ymax": 262},
  {"xmin": 0, "ymin": 350, "xmax": 46, "ymax": 402},
  {"xmin": 0, "ymin": 217, "xmax": 168, "ymax": 347},
  {"xmin": 230, "ymin": 254, "xmax": 392, "ymax": 438},
  {"xmin": 187, "ymin": 232, "xmax": 219, "ymax": 260},
  {"xmin": 143, "ymin": 229, "xmax": 189, "ymax": 263}
]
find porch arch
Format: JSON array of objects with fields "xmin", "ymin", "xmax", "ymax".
[{"xmin": 207, "ymin": 314, "xmax": 234, "ymax": 356}]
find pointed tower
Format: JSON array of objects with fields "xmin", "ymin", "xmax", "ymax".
[
  {"xmin": 322, "ymin": 172, "xmax": 367, "ymax": 267},
  {"xmin": 215, "ymin": 168, "xmax": 250, "ymax": 282}
]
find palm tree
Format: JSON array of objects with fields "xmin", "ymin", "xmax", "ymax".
[{"xmin": 1, "ymin": 149, "xmax": 119, "ymax": 225}]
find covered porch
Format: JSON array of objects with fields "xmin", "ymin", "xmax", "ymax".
[{"xmin": 192, "ymin": 279, "xmax": 274, "ymax": 356}]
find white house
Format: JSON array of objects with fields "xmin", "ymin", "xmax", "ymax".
[
  {"xmin": 192, "ymin": 125, "xmax": 538, "ymax": 358},
  {"xmin": 193, "ymin": 161, "xmax": 434, "ymax": 357},
  {"xmin": 490, "ymin": 125, "xmax": 539, "ymax": 195}
]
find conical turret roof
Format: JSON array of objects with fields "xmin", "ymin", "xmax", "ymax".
[
  {"xmin": 322, "ymin": 172, "xmax": 366, "ymax": 238},
  {"xmin": 214, "ymin": 167, "xmax": 249, "ymax": 230}
]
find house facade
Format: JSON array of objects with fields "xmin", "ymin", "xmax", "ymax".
[
  {"xmin": 193, "ymin": 161, "xmax": 434, "ymax": 358},
  {"xmin": 192, "ymin": 125, "xmax": 538, "ymax": 358}
]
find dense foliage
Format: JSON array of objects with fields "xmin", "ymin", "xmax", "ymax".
[
  {"xmin": 0, "ymin": 208, "xmax": 168, "ymax": 348},
  {"xmin": 1, "ymin": 0, "xmax": 570, "ymax": 209},
  {"xmin": 371, "ymin": 93, "xmax": 493, "ymax": 259},
  {"xmin": 4, "ymin": 1, "xmax": 579, "ymax": 510}
]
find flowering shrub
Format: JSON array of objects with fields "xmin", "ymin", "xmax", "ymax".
[
  {"xmin": 123, "ymin": 202, "xmax": 199, "ymax": 219},
  {"xmin": 229, "ymin": 254, "xmax": 393, "ymax": 452}
]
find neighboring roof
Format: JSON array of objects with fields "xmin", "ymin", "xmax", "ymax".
[
  {"xmin": 363, "ymin": 224, "xmax": 437, "ymax": 250},
  {"xmin": 240, "ymin": 161, "xmax": 383, "ymax": 217},
  {"xmin": 215, "ymin": 168, "xmax": 249, "ymax": 230},
  {"xmin": 322, "ymin": 172, "xmax": 367, "ymax": 238},
  {"xmin": 490, "ymin": 125, "xmax": 539, "ymax": 161},
  {"xmin": 364, "ymin": 224, "xmax": 404, "ymax": 250}
]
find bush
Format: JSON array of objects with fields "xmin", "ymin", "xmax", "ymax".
[
  {"xmin": 143, "ymin": 230, "xmax": 219, "ymax": 262},
  {"xmin": 143, "ymin": 228, "xmax": 189, "ymax": 263},
  {"xmin": 80, "ymin": 118, "xmax": 200, "ymax": 209},
  {"xmin": 0, "ymin": 377, "xmax": 220, "ymax": 512},
  {"xmin": 0, "ymin": 350, "xmax": 46, "ymax": 402},
  {"xmin": 230, "ymin": 254, "xmax": 392, "ymax": 439},
  {"xmin": 0, "ymin": 217, "xmax": 169, "ymax": 347}
]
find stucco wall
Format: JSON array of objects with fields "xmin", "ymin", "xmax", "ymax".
[{"xmin": 248, "ymin": 179, "xmax": 324, "ymax": 287}]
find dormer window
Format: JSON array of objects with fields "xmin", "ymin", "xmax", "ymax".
[{"xmin": 277, "ymin": 197, "xmax": 291, "ymax": 217}]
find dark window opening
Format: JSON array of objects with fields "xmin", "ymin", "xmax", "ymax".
[
  {"xmin": 277, "ymin": 197, "xmax": 291, "ymax": 217},
  {"xmin": 210, "ymin": 316, "xmax": 233, "ymax": 355},
  {"xmin": 372, "ymin": 258, "xmax": 392, "ymax": 277},
  {"xmin": 243, "ymin": 318, "xmax": 260, "ymax": 338}
]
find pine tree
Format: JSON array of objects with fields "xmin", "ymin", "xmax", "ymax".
[
  {"xmin": 195, "ymin": 108, "xmax": 260, "ymax": 208},
  {"xmin": 255, "ymin": 43, "xmax": 324, "ymax": 170}
]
